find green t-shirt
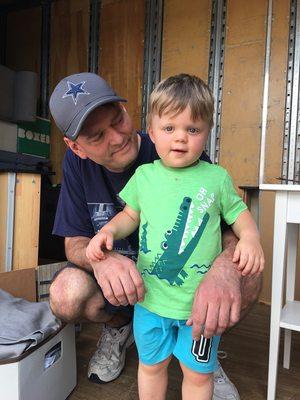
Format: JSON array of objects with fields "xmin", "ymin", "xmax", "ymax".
[{"xmin": 119, "ymin": 160, "xmax": 247, "ymax": 319}]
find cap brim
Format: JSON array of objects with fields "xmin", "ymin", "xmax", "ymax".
[{"xmin": 65, "ymin": 95, "xmax": 127, "ymax": 140}]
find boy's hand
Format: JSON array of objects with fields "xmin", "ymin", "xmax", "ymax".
[
  {"xmin": 86, "ymin": 230, "xmax": 114, "ymax": 262},
  {"xmin": 232, "ymin": 237, "xmax": 264, "ymax": 276}
]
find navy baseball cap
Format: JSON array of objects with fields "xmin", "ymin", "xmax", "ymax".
[{"xmin": 49, "ymin": 72, "xmax": 127, "ymax": 140}]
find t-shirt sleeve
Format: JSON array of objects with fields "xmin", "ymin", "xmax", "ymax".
[
  {"xmin": 220, "ymin": 173, "xmax": 248, "ymax": 225},
  {"xmin": 52, "ymin": 152, "xmax": 95, "ymax": 238},
  {"xmin": 118, "ymin": 172, "xmax": 141, "ymax": 212}
]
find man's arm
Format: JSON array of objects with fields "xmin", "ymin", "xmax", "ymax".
[
  {"xmin": 187, "ymin": 229, "xmax": 262, "ymax": 340},
  {"xmin": 65, "ymin": 236, "xmax": 145, "ymax": 306}
]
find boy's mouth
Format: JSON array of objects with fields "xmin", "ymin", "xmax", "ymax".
[{"xmin": 171, "ymin": 149, "xmax": 187, "ymax": 153}]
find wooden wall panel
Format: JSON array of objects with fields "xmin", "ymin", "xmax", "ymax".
[
  {"xmin": 99, "ymin": 0, "xmax": 145, "ymax": 130},
  {"xmin": 263, "ymin": 0, "xmax": 290, "ymax": 183},
  {"xmin": 50, "ymin": 0, "xmax": 89, "ymax": 184},
  {"xmin": 219, "ymin": 0, "xmax": 267, "ymax": 188},
  {"xmin": 259, "ymin": 0, "xmax": 291, "ymax": 303},
  {"xmin": 12, "ymin": 173, "xmax": 41, "ymax": 270},
  {"xmin": 161, "ymin": 0, "xmax": 211, "ymax": 81}
]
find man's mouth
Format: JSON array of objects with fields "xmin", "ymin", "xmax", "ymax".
[{"xmin": 113, "ymin": 140, "xmax": 130, "ymax": 155}]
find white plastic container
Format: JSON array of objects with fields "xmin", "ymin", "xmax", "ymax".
[{"xmin": 0, "ymin": 324, "xmax": 77, "ymax": 400}]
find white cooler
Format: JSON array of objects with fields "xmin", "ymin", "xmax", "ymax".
[{"xmin": 0, "ymin": 324, "xmax": 77, "ymax": 400}]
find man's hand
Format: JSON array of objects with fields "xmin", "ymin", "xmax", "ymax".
[
  {"xmin": 91, "ymin": 251, "xmax": 145, "ymax": 307},
  {"xmin": 186, "ymin": 248, "xmax": 242, "ymax": 339}
]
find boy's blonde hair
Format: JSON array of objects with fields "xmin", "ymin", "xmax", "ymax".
[{"xmin": 147, "ymin": 73, "xmax": 214, "ymax": 129}]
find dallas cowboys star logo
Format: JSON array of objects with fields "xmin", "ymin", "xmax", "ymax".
[{"xmin": 62, "ymin": 81, "xmax": 90, "ymax": 105}]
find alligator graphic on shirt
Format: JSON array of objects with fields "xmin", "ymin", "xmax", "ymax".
[{"xmin": 142, "ymin": 197, "xmax": 209, "ymax": 286}]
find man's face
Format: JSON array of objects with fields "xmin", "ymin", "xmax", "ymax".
[{"xmin": 66, "ymin": 103, "xmax": 140, "ymax": 172}]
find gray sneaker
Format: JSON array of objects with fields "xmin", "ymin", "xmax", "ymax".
[
  {"xmin": 213, "ymin": 363, "xmax": 240, "ymax": 400},
  {"xmin": 88, "ymin": 322, "xmax": 134, "ymax": 383}
]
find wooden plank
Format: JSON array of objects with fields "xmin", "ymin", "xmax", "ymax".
[
  {"xmin": 0, "ymin": 174, "xmax": 8, "ymax": 272},
  {"xmin": 219, "ymin": 0, "xmax": 268, "ymax": 188},
  {"xmin": 49, "ymin": 0, "xmax": 89, "ymax": 184},
  {"xmin": 99, "ymin": 0, "xmax": 145, "ymax": 130},
  {"xmin": 12, "ymin": 173, "xmax": 41, "ymax": 270},
  {"xmin": 264, "ymin": 0, "xmax": 290, "ymax": 183},
  {"xmin": 258, "ymin": 0, "xmax": 292, "ymax": 304},
  {"xmin": 162, "ymin": 0, "xmax": 211, "ymax": 80}
]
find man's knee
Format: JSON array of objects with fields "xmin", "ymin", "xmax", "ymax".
[
  {"xmin": 241, "ymin": 272, "xmax": 263, "ymax": 311},
  {"xmin": 49, "ymin": 267, "xmax": 103, "ymax": 322}
]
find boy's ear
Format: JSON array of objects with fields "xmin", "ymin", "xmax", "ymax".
[
  {"xmin": 64, "ymin": 137, "xmax": 88, "ymax": 159},
  {"xmin": 148, "ymin": 126, "xmax": 155, "ymax": 144}
]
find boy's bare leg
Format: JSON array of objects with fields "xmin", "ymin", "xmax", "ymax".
[
  {"xmin": 181, "ymin": 363, "xmax": 213, "ymax": 400},
  {"xmin": 138, "ymin": 357, "xmax": 171, "ymax": 400}
]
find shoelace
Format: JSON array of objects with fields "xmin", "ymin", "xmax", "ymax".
[{"xmin": 95, "ymin": 327, "xmax": 119, "ymax": 360}]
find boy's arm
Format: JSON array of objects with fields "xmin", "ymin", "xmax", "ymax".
[
  {"xmin": 231, "ymin": 209, "xmax": 260, "ymax": 241},
  {"xmin": 106, "ymin": 205, "xmax": 140, "ymax": 240}
]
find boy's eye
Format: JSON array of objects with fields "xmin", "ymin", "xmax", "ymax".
[
  {"xmin": 163, "ymin": 126, "xmax": 173, "ymax": 133},
  {"xmin": 188, "ymin": 127, "xmax": 200, "ymax": 135}
]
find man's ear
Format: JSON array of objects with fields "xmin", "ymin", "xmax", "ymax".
[{"xmin": 64, "ymin": 137, "xmax": 88, "ymax": 159}]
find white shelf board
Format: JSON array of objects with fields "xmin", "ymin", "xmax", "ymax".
[
  {"xmin": 280, "ymin": 301, "xmax": 300, "ymax": 331},
  {"xmin": 260, "ymin": 184, "xmax": 300, "ymax": 192}
]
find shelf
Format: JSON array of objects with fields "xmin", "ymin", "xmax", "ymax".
[{"xmin": 280, "ymin": 301, "xmax": 300, "ymax": 331}]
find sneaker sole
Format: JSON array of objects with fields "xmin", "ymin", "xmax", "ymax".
[{"xmin": 88, "ymin": 332, "xmax": 135, "ymax": 384}]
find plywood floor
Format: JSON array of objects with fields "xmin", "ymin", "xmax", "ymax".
[{"xmin": 68, "ymin": 303, "xmax": 300, "ymax": 400}]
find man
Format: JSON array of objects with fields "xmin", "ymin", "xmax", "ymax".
[{"xmin": 49, "ymin": 72, "xmax": 261, "ymax": 399}]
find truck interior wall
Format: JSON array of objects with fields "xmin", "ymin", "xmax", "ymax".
[
  {"xmin": 49, "ymin": 0, "xmax": 89, "ymax": 184},
  {"xmin": 99, "ymin": 0, "xmax": 145, "ymax": 130},
  {"xmin": 3, "ymin": 0, "xmax": 299, "ymax": 301},
  {"xmin": 5, "ymin": 7, "xmax": 41, "ymax": 83},
  {"xmin": 161, "ymin": 0, "xmax": 211, "ymax": 79}
]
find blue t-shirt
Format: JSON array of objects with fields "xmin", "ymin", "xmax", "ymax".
[{"xmin": 53, "ymin": 132, "xmax": 211, "ymax": 259}]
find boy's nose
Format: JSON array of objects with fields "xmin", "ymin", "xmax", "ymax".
[{"xmin": 174, "ymin": 129, "xmax": 187, "ymax": 142}]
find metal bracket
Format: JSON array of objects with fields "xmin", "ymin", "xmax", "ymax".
[
  {"xmin": 89, "ymin": 0, "xmax": 101, "ymax": 74},
  {"xmin": 141, "ymin": 0, "xmax": 164, "ymax": 132},
  {"xmin": 207, "ymin": 0, "xmax": 227, "ymax": 164},
  {"xmin": 282, "ymin": 0, "xmax": 300, "ymax": 183},
  {"xmin": 39, "ymin": 0, "xmax": 51, "ymax": 118}
]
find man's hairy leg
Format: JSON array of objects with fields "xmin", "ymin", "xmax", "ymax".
[
  {"xmin": 49, "ymin": 267, "xmax": 130, "ymax": 326},
  {"xmin": 188, "ymin": 229, "xmax": 262, "ymax": 339}
]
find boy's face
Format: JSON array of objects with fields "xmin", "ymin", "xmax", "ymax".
[{"xmin": 148, "ymin": 106, "xmax": 210, "ymax": 168}]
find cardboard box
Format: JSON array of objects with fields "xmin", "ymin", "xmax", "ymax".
[
  {"xmin": 0, "ymin": 324, "xmax": 76, "ymax": 400},
  {"xmin": 0, "ymin": 268, "xmax": 36, "ymax": 302},
  {"xmin": 0, "ymin": 268, "xmax": 77, "ymax": 399},
  {"xmin": 0, "ymin": 118, "xmax": 50, "ymax": 158}
]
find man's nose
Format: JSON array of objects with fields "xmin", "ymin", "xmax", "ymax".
[{"xmin": 107, "ymin": 126, "xmax": 124, "ymax": 144}]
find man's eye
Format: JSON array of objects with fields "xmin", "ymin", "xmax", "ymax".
[
  {"xmin": 112, "ymin": 115, "xmax": 123, "ymax": 126},
  {"xmin": 164, "ymin": 126, "xmax": 173, "ymax": 133},
  {"xmin": 92, "ymin": 132, "xmax": 104, "ymax": 142}
]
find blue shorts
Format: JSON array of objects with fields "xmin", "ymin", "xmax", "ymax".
[{"xmin": 133, "ymin": 304, "xmax": 220, "ymax": 373}]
